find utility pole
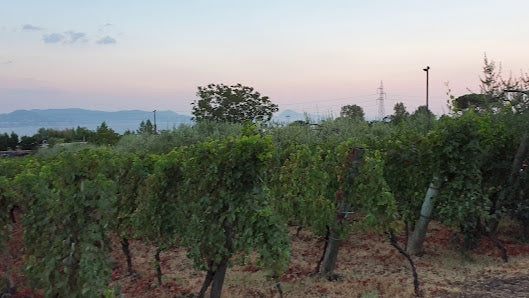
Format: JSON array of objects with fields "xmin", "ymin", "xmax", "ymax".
[
  {"xmin": 423, "ymin": 66, "xmax": 430, "ymax": 111},
  {"xmin": 377, "ymin": 81, "xmax": 386, "ymax": 121},
  {"xmin": 153, "ymin": 110, "xmax": 157, "ymax": 134}
]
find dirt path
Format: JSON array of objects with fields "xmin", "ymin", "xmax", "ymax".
[{"xmin": 434, "ymin": 275, "xmax": 529, "ymax": 297}]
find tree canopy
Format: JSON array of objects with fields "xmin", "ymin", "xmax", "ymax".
[
  {"xmin": 451, "ymin": 55, "xmax": 529, "ymax": 114},
  {"xmin": 191, "ymin": 83, "xmax": 279, "ymax": 123},
  {"xmin": 340, "ymin": 104, "xmax": 365, "ymax": 121},
  {"xmin": 390, "ymin": 102, "xmax": 410, "ymax": 124}
]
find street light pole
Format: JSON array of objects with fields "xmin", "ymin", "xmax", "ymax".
[
  {"xmin": 153, "ymin": 110, "xmax": 157, "ymax": 134},
  {"xmin": 423, "ymin": 66, "xmax": 430, "ymax": 111}
]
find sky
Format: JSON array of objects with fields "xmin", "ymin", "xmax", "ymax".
[{"xmin": 1, "ymin": 0, "xmax": 529, "ymax": 119}]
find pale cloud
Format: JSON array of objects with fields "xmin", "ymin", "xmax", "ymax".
[
  {"xmin": 64, "ymin": 31, "xmax": 87, "ymax": 43},
  {"xmin": 43, "ymin": 33, "xmax": 64, "ymax": 43},
  {"xmin": 96, "ymin": 36, "xmax": 116, "ymax": 45},
  {"xmin": 22, "ymin": 24, "xmax": 42, "ymax": 31},
  {"xmin": 42, "ymin": 31, "xmax": 87, "ymax": 44}
]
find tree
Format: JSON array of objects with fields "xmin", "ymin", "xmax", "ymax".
[
  {"xmin": 92, "ymin": 122, "xmax": 120, "ymax": 145},
  {"xmin": 451, "ymin": 55, "xmax": 529, "ymax": 114},
  {"xmin": 137, "ymin": 119, "xmax": 155, "ymax": 134},
  {"xmin": 390, "ymin": 102, "xmax": 410, "ymax": 124},
  {"xmin": 340, "ymin": 104, "xmax": 365, "ymax": 121},
  {"xmin": 19, "ymin": 136, "xmax": 39, "ymax": 150},
  {"xmin": 8, "ymin": 132, "xmax": 18, "ymax": 150},
  {"xmin": 0, "ymin": 133, "xmax": 9, "ymax": 151},
  {"xmin": 73, "ymin": 126, "xmax": 95, "ymax": 142},
  {"xmin": 452, "ymin": 93, "xmax": 491, "ymax": 112},
  {"xmin": 191, "ymin": 83, "xmax": 278, "ymax": 123},
  {"xmin": 409, "ymin": 106, "xmax": 435, "ymax": 133}
]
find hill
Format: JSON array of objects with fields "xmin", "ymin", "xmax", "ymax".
[
  {"xmin": 0, "ymin": 109, "xmax": 193, "ymax": 136},
  {"xmin": 0, "ymin": 108, "xmax": 321, "ymax": 136}
]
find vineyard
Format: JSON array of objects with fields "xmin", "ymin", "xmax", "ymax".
[{"xmin": 2, "ymin": 106, "xmax": 529, "ymax": 297}]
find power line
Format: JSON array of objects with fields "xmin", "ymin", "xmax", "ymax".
[{"xmin": 279, "ymin": 93, "xmax": 378, "ymax": 106}]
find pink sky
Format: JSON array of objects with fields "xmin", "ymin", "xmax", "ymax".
[{"xmin": 2, "ymin": 1, "xmax": 529, "ymax": 118}]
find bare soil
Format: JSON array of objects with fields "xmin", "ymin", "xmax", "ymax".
[{"xmin": 3, "ymin": 213, "xmax": 529, "ymax": 297}]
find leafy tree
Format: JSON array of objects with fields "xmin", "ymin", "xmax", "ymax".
[
  {"xmin": 409, "ymin": 106, "xmax": 435, "ymax": 134},
  {"xmin": 0, "ymin": 133, "xmax": 9, "ymax": 151},
  {"xmin": 8, "ymin": 132, "xmax": 18, "ymax": 150},
  {"xmin": 191, "ymin": 83, "xmax": 278, "ymax": 123},
  {"xmin": 137, "ymin": 119, "xmax": 155, "ymax": 134},
  {"xmin": 19, "ymin": 136, "xmax": 39, "ymax": 150},
  {"xmin": 340, "ymin": 104, "xmax": 365, "ymax": 121},
  {"xmin": 452, "ymin": 93, "xmax": 490, "ymax": 112},
  {"xmin": 92, "ymin": 122, "xmax": 120, "ymax": 146},
  {"xmin": 451, "ymin": 55, "xmax": 529, "ymax": 114},
  {"xmin": 390, "ymin": 102, "xmax": 410, "ymax": 124},
  {"xmin": 480, "ymin": 54, "xmax": 503, "ymax": 98},
  {"xmin": 73, "ymin": 126, "xmax": 94, "ymax": 142}
]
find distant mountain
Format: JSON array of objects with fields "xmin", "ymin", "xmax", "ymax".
[
  {"xmin": 0, "ymin": 108, "xmax": 322, "ymax": 136},
  {"xmin": 0, "ymin": 109, "xmax": 193, "ymax": 136}
]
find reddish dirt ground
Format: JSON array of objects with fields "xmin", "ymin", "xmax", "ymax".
[{"xmin": 3, "ymin": 212, "xmax": 529, "ymax": 297}]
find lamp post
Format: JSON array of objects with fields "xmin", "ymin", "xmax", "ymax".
[
  {"xmin": 153, "ymin": 110, "xmax": 157, "ymax": 134},
  {"xmin": 423, "ymin": 66, "xmax": 430, "ymax": 111}
]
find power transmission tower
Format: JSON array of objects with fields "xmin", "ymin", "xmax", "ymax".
[{"xmin": 377, "ymin": 81, "xmax": 386, "ymax": 121}]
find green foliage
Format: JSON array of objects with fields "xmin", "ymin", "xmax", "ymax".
[
  {"xmin": 134, "ymin": 152, "xmax": 183, "ymax": 249},
  {"xmin": 450, "ymin": 55, "xmax": 529, "ymax": 114},
  {"xmin": 351, "ymin": 150, "xmax": 398, "ymax": 233},
  {"xmin": 0, "ymin": 132, "xmax": 20, "ymax": 150},
  {"xmin": 409, "ymin": 105, "xmax": 436, "ymax": 134},
  {"xmin": 486, "ymin": 112, "xmax": 529, "ymax": 229},
  {"xmin": 191, "ymin": 83, "xmax": 279, "ymax": 123},
  {"xmin": 137, "ymin": 119, "xmax": 155, "ymax": 134},
  {"xmin": 270, "ymin": 138, "xmax": 399, "ymax": 239},
  {"xmin": 33, "ymin": 127, "xmax": 94, "ymax": 147},
  {"xmin": 452, "ymin": 93, "xmax": 492, "ymax": 112},
  {"xmin": 114, "ymin": 153, "xmax": 154, "ymax": 240},
  {"xmin": 340, "ymin": 104, "xmax": 365, "ymax": 121},
  {"xmin": 0, "ymin": 158, "xmax": 29, "ymax": 253},
  {"xmin": 430, "ymin": 113, "xmax": 491, "ymax": 248},
  {"xmin": 383, "ymin": 128, "xmax": 432, "ymax": 225},
  {"xmin": 19, "ymin": 135, "xmax": 39, "ymax": 150},
  {"xmin": 91, "ymin": 122, "xmax": 120, "ymax": 146},
  {"xmin": 270, "ymin": 144, "xmax": 334, "ymax": 236},
  {"xmin": 0, "ymin": 133, "xmax": 8, "ymax": 151},
  {"xmin": 0, "ymin": 176, "xmax": 12, "ymax": 254},
  {"xmin": 390, "ymin": 102, "xmax": 410, "ymax": 125},
  {"xmin": 179, "ymin": 134, "xmax": 290, "ymax": 276},
  {"xmin": 116, "ymin": 121, "xmax": 243, "ymax": 155},
  {"xmin": 21, "ymin": 148, "xmax": 118, "ymax": 297}
]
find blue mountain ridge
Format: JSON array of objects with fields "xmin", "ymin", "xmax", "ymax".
[{"xmin": 0, "ymin": 108, "xmax": 310, "ymax": 136}]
